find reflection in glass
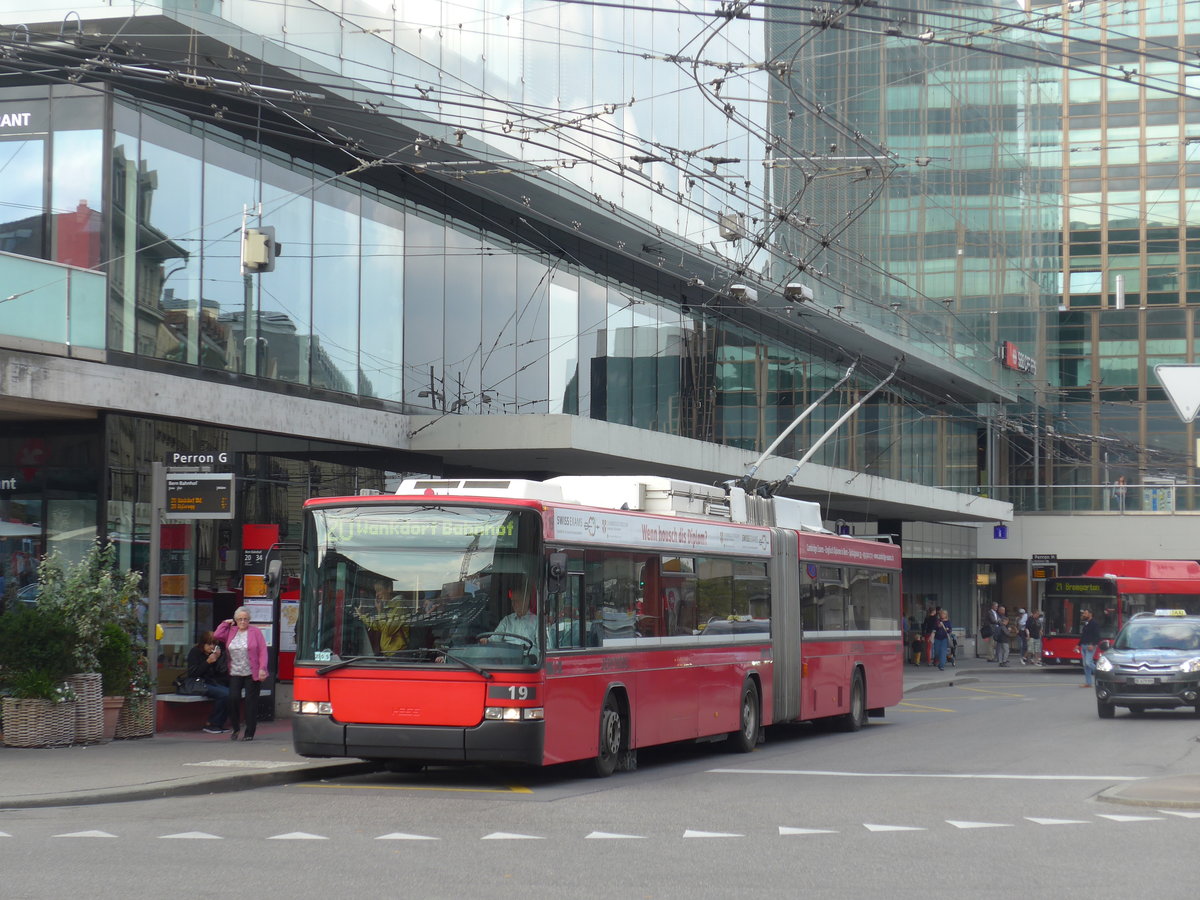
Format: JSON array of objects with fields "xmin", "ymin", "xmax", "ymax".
[
  {"xmin": 359, "ymin": 197, "xmax": 404, "ymax": 400},
  {"xmin": 312, "ymin": 185, "xmax": 360, "ymax": 393}
]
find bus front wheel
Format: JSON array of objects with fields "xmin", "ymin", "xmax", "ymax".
[{"xmin": 590, "ymin": 696, "xmax": 623, "ymax": 778}]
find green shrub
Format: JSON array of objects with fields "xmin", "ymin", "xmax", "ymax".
[
  {"xmin": 96, "ymin": 622, "xmax": 134, "ymax": 696},
  {"xmin": 0, "ymin": 606, "xmax": 77, "ymax": 699}
]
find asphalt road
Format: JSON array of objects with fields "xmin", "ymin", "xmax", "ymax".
[{"xmin": 4, "ymin": 668, "xmax": 1200, "ymax": 899}]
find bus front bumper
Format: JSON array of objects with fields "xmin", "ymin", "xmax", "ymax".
[{"xmin": 292, "ymin": 714, "xmax": 545, "ymax": 766}]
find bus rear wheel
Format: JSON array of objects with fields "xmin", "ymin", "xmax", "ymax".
[
  {"xmin": 590, "ymin": 696, "xmax": 623, "ymax": 778},
  {"xmin": 729, "ymin": 682, "xmax": 760, "ymax": 753},
  {"xmin": 837, "ymin": 671, "xmax": 866, "ymax": 732}
]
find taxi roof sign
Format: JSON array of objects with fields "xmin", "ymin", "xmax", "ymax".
[{"xmin": 1154, "ymin": 609, "xmax": 1188, "ymax": 616}]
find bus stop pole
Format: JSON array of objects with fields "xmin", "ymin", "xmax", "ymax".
[{"xmin": 148, "ymin": 462, "xmax": 163, "ymax": 731}]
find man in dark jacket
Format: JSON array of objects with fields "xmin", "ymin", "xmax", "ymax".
[{"xmin": 1079, "ymin": 608, "xmax": 1101, "ymax": 687}]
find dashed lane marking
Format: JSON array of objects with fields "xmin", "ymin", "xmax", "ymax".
[
  {"xmin": 1025, "ymin": 817, "xmax": 1090, "ymax": 825},
  {"xmin": 53, "ymin": 830, "xmax": 116, "ymax": 838},
  {"xmin": 1096, "ymin": 814, "xmax": 1164, "ymax": 822},
  {"xmin": 160, "ymin": 832, "xmax": 222, "ymax": 839},
  {"xmin": 864, "ymin": 824, "xmax": 924, "ymax": 832},
  {"xmin": 946, "ymin": 821, "xmax": 1012, "ymax": 829},
  {"xmin": 683, "ymin": 830, "xmax": 744, "ymax": 838},
  {"xmin": 267, "ymin": 832, "xmax": 328, "ymax": 840},
  {"xmin": 376, "ymin": 832, "xmax": 439, "ymax": 840},
  {"xmin": 1160, "ymin": 810, "xmax": 1200, "ymax": 818},
  {"xmin": 586, "ymin": 831, "xmax": 646, "ymax": 839},
  {"xmin": 779, "ymin": 827, "xmax": 838, "ymax": 835},
  {"xmin": 481, "ymin": 832, "xmax": 543, "ymax": 840}
]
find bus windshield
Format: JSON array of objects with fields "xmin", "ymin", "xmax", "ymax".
[{"xmin": 298, "ymin": 505, "xmax": 542, "ymax": 667}]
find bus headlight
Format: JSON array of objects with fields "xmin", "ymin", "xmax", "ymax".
[
  {"xmin": 291, "ymin": 701, "xmax": 333, "ymax": 715},
  {"xmin": 485, "ymin": 706, "xmax": 544, "ymax": 721},
  {"xmin": 1094, "ymin": 656, "xmax": 1113, "ymax": 673}
]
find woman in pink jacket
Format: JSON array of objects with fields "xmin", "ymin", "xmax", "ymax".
[{"xmin": 214, "ymin": 607, "xmax": 269, "ymax": 741}]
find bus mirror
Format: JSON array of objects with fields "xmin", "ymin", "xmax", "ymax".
[
  {"xmin": 547, "ymin": 552, "xmax": 567, "ymax": 593},
  {"xmin": 265, "ymin": 559, "xmax": 283, "ymax": 601}
]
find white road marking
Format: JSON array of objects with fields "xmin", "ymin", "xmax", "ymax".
[
  {"xmin": 708, "ymin": 769, "xmax": 1142, "ymax": 782},
  {"xmin": 160, "ymin": 831, "xmax": 222, "ymax": 839},
  {"xmin": 946, "ymin": 821, "xmax": 1012, "ymax": 829},
  {"xmin": 482, "ymin": 832, "xmax": 543, "ymax": 840},
  {"xmin": 1159, "ymin": 810, "xmax": 1200, "ymax": 818},
  {"xmin": 683, "ymin": 830, "xmax": 743, "ymax": 838},
  {"xmin": 586, "ymin": 831, "xmax": 646, "ymax": 839},
  {"xmin": 779, "ymin": 826, "xmax": 838, "ymax": 835},
  {"xmin": 267, "ymin": 832, "xmax": 328, "ymax": 840},
  {"xmin": 0, "ymin": 832, "xmax": 9, "ymax": 838},
  {"xmin": 1096, "ymin": 814, "xmax": 1164, "ymax": 822},
  {"xmin": 864, "ymin": 824, "xmax": 925, "ymax": 832},
  {"xmin": 1026, "ymin": 817, "xmax": 1090, "ymax": 825},
  {"xmin": 53, "ymin": 830, "xmax": 116, "ymax": 838},
  {"xmin": 376, "ymin": 832, "xmax": 439, "ymax": 840}
]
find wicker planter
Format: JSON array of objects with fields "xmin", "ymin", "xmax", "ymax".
[
  {"xmin": 115, "ymin": 694, "xmax": 154, "ymax": 740},
  {"xmin": 2, "ymin": 697, "xmax": 77, "ymax": 748},
  {"xmin": 67, "ymin": 672, "xmax": 103, "ymax": 743}
]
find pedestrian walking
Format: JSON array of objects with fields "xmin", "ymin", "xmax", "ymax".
[
  {"xmin": 1016, "ymin": 608, "xmax": 1030, "ymax": 664},
  {"xmin": 985, "ymin": 602, "xmax": 1001, "ymax": 661},
  {"xmin": 1079, "ymin": 608, "xmax": 1101, "ymax": 687}
]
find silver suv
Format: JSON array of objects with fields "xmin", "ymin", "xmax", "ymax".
[{"xmin": 1094, "ymin": 610, "xmax": 1200, "ymax": 718}]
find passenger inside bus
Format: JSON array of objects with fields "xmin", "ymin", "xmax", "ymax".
[{"xmin": 359, "ymin": 578, "xmax": 409, "ymax": 654}]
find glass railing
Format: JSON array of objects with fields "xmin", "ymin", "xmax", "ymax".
[
  {"xmin": 0, "ymin": 252, "xmax": 105, "ymax": 352},
  {"xmin": 940, "ymin": 483, "xmax": 1199, "ymax": 514}
]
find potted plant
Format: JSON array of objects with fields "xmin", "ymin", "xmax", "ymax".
[
  {"xmin": 34, "ymin": 540, "xmax": 143, "ymax": 744},
  {"xmin": 0, "ymin": 605, "xmax": 79, "ymax": 747},
  {"xmin": 96, "ymin": 622, "xmax": 134, "ymax": 740}
]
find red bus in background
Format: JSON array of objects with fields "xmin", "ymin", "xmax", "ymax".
[
  {"xmin": 1041, "ymin": 560, "xmax": 1200, "ymax": 664},
  {"xmin": 290, "ymin": 476, "xmax": 902, "ymax": 775}
]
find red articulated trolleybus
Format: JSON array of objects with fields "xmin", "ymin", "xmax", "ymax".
[
  {"xmin": 1040, "ymin": 560, "xmax": 1200, "ymax": 665},
  {"xmin": 290, "ymin": 476, "xmax": 903, "ymax": 775}
]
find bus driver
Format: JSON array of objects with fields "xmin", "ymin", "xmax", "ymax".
[{"xmin": 481, "ymin": 580, "xmax": 538, "ymax": 648}]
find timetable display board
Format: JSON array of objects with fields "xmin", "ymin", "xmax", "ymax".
[{"xmin": 164, "ymin": 473, "xmax": 235, "ymax": 519}]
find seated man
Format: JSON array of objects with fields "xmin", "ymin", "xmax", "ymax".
[{"xmin": 481, "ymin": 580, "xmax": 538, "ymax": 650}]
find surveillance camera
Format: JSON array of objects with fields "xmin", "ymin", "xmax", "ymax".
[
  {"xmin": 730, "ymin": 284, "xmax": 758, "ymax": 302},
  {"xmin": 784, "ymin": 282, "xmax": 813, "ymax": 302}
]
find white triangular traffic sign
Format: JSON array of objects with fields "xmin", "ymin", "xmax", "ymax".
[{"xmin": 1154, "ymin": 365, "xmax": 1200, "ymax": 423}]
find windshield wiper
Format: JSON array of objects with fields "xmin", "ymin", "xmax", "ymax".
[
  {"xmin": 437, "ymin": 647, "xmax": 493, "ymax": 679},
  {"xmin": 315, "ymin": 655, "xmax": 390, "ymax": 676}
]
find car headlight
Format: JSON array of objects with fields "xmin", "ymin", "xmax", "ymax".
[
  {"xmin": 1179, "ymin": 657, "xmax": 1200, "ymax": 674},
  {"xmin": 1094, "ymin": 656, "xmax": 1113, "ymax": 672}
]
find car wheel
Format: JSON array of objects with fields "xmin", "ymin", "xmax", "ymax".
[
  {"xmin": 589, "ymin": 696, "xmax": 623, "ymax": 778},
  {"xmin": 729, "ymin": 682, "xmax": 760, "ymax": 753},
  {"xmin": 1097, "ymin": 698, "xmax": 1115, "ymax": 718},
  {"xmin": 837, "ymin": 671, "xmax": 866, "ymax": 732}
]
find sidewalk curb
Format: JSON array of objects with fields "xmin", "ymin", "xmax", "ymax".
[{"xmin": 0, "ymin": 760, "xmax": 380, "ymax": 810}]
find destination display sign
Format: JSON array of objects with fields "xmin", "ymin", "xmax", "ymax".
[
  {"xmin": 1045, "ymin": 577, "xmax": 1116, "ymax": 598},
  {"xmin": 164, "ymin": 473, "xmax": 235, "ymax": 519}
]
